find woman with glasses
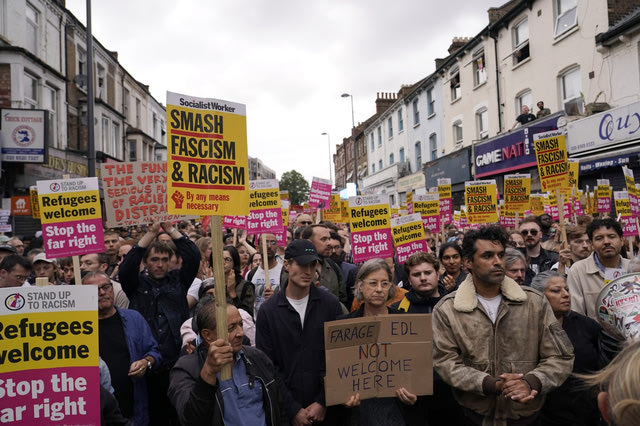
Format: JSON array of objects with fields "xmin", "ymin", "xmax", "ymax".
[
  {"xmin": 339, "ymin": 258, "xmax": 421, "ymax": 425},
  {"xmin": 224, "ymin": 245, "xmax": 256, "ymax": 318}
]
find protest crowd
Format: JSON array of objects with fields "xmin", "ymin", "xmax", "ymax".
[{"xmin": 3, "ymin": 201, "xmax": 640, "ymax": 426}]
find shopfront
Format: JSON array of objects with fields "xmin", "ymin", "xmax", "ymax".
[{"xmin": 423, "ymin": 147, "xmax": 471, "ymax": 208}]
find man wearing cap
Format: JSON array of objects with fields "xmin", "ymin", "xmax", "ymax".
[
  {"xmin": 30, "ymin": 252, "xmax": 61, "ymax": 285},
  {"xmin": 0, "ymin": 243, "xmax": 17, "ymax": 262},
  {"xmin": 256, "ymin": 239, "xmax": 343, "ymax": 425},
  {"xmin": 0, "ymin": 254, "xmax": 32, "ymax": 288}
]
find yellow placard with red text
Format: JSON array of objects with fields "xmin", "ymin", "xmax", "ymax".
[
  {"xmin": 503, "ymin": 174, "xmax": 530, "ymax": 213},
  {"xmin": 465, "ymin": 180, "xmax": 498, "ymax": 224},
  {"xmin": 533, "ymin": 130, "xmax": 569, "ymax": 192},
  {"xmin": 324, "ymin": 194, "xmax": 342, "ymax": 222}
]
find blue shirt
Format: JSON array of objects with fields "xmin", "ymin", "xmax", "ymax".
[{"xmin": 219, "ymin": 351, "xmax": 266, "ymax": 426}]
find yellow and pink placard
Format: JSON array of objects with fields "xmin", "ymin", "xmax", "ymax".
[
  {"xmin": 349, "ymin": 195, "xmax": 393, "ymax": 263},
  {"xmin": 391, "ymin": 213, "xmax": 428, "ymax": 263}
]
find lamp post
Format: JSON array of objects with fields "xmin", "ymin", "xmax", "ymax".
[
  {"xmin": 341, "ymin": 93, "xmax": 357, "ymax": 194},
  {"xmin": 321, "ymin": 132, "xmax": 332, "ymax": 184}
]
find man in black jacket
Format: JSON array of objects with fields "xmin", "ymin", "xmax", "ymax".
[
  {"xmin": 392, "ymin": 251, "xmax": 444, "ymax": 313},
  {"xmin": 519, "ymin": 216, "xmax": 558, "ymax": 274},
  {"xmin": 169, "ymin": 298, "xmax": 283, "ymax": 425}
]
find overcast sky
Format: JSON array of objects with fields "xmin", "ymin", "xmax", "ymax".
[{"xmin": 66, "ymin": 0, "xmax": 507, "ymax": 185}]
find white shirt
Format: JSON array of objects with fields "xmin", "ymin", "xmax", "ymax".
[
  {"xmin": 252, "ymin": 263, "xmax": 284, "ymax": 316},
  {"xmin": 286, "ymin": 294, "xmax": 309, "ymax": 327},
  {"xmin": 477, "ymin": 294, "xmax": 502, "ymax": 323}
]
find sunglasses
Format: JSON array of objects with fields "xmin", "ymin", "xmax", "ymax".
[{"xmin": 521, "ymin": 229, "xmax": 538, "ymax": 236}]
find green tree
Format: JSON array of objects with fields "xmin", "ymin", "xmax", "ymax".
[{"xmin": 279, "ymin": 170, "xmax": 309, "ymax": 206}]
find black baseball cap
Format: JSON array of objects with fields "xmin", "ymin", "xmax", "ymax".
[{"xmin": 285, "ymin": 240, "xmax": 319, "ymax": 266}]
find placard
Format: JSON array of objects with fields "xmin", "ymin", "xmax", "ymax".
[
  {"xmin": 166, "ymin": 91, "xmax": 249, "ymax": 216},
  {"xmin": 391, "ymin": 213, "xmax": 428, "ymax": 264},
  {"xmin": 597, "ymin": 179, "xmax": 612, "ymax": 213},
  {"xmin": 0, "ymin": 286, "xmax": 99, "ymax": 424},
  {"xmin": 437, "ymin": 178, "xmax": 452, "ymax": 224},
  {"xmin": 0, "ymin": 109, "xmax": 47, "ymax": 163},
  {"xmin": 464, "ymin": 180, "xmax": 498, "ymax": 224},
  {"xmin": 30, "ymin": 186, "xmax": 40, "ymax": 219},
  {"xmin": 614, "ymin": 191, "xmax": 638, "ymax": 237},
  {"xmin": 324, "ymin": 194, "xmax": 342, "ymax": 222},
  {"xmin": 101, "ymin": 162, "xmax": 195, "ymax": 227},
  {"xmin": 348, "ymin": 195, "xmax": 393, "ymax": 263},
  {"xmin": 622, "ymin": 166, "xmax": 639, "ymax": 218},
  {"xmin": 36, "ymin": 178, "xmax": 104, "ymax": 258},
  {"xmin": 247, "ymin": 179, "xmax": 283, "ymax": 234},
  {"xmin": 413, "ymin": 193, "xmax": 440, "ymax": 233},
  {"xmin": 503, "ymin": 174, "xmax": 530, "ymax": 213},
  {"xmin": 324, "ymin": 314, "xmax": 432, "ymax": 406},
  {"xmin": 309, "ymin": 177, "xmax": 332, "ymax": 209},
  {"xmin": 533, "ymin": 130, "xmax": 569, "ymax": 192},
  {"xmin": 222, "ymin": 215, "xmax": 247, "ymax": 230}
]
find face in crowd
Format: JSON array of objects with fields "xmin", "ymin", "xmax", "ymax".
[{"xmin": 520, "ymin": 222, "xmax": 541, "ymax": 249}]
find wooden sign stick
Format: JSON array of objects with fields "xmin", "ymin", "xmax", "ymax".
[
  {"xmin": 262, "ymin": 234, "xmax": 270, "ymax": 290},
  {"xmin": 210, "ymin": 215, "xmax": 232, "ymax": 381}
]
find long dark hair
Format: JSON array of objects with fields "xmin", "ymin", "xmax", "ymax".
[{"xmin": 224, "ymin": 245, "xmax": 243, "ymax": 283}]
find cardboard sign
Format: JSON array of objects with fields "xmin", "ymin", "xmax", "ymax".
[
  {"xmin": 533, "ymin": 130, "xmax": 569, "ymax": 192},
  {"xmin": 324, "ymin": 314, "xmax": 433, "ymax": 406},
  {"xmin": 391, "ymin": 213, "xmax": 428, "ymax": 264},
  {"xmin": 465, "ymin": 180, "xmax": 498, "ymax": 224},
  {"xmin": 597, "ymin": 179, "xmax": 612, "ymax": 213},
  {"xmin": 247, "ymin": 179, "xmax": 283, "ymax": 234},
  {"xmin": 309, "ymin": 177, "xmax": 332, "ymax": 209},
  {"xmin": 30, "ymin": 186, "xmax": 40, "ymax": 219},
  {"xmin": 348, "ymin": 195, "xmax": 393, "ymax": 263},
  {"xmin": 222, "ymin": 215, "xmax": 247, "ymax": 230},
  {"xmin": 11, "ymin": 196, "xmax": 31, "ymax": 216},
  {"xmin": 101, "ymin": 162, "xmax": 195, "ymax": 227},
  {"xmin": 166, "ymin": 91, "xmax": 249, "ymax": 216},
  {"xmin": 437, "ymin": 178, "xmax": 452, "ymax": 224},
  {"xmin": 413, "ymin": 193, "xmax": 440, "ymax": 233},
  {"xmin": 36, "ymin": 178, "xmax": 104, "ymax": 258},
  {"xmin": 324, "ymin": 194, "xmax": 342, "ymax": 222},
  {"xmin": 614, "ymin": 191, "xmax": 638, "ymax": 237},
  {"xmin": 503, "ymin": 174, "xmax": 530, "ymax": 213},
  {"xmin": 0, "ymin": 286, "xmax": 99, "ymax": 424}
]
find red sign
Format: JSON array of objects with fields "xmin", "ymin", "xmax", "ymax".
[{"xmin": 11, "ymin": 196, "xmax": 31, "ymax": 215}]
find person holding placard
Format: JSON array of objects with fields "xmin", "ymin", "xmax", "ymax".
[
  {"xmin": 433, "ymin": 225, "xmax": 574, "ymax": 425},
  {"xmin": 249, "ymin": 232, "xmax": 284, "ymax": 316},
  {"xmin": 438, "ymin": 242, "xmax": 466, "ymax": 294}
]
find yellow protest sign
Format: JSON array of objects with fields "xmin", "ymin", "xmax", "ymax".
[
  {"xmin": 597, "ymin": 179, "xmax": 612, "ymax": 213},
  {"xmin": 437, "ymin": 178, "xmax": 452, "ymax": 223},
  {"xmin": 281, "ymin": 200, "xmax": 290, "ymax": 227},
  {"xmin": 30, "ymin": 185, "xmax": 40, "ymax": 219},
  {"xmin": 413, "ymin": 193, "xmax": 440, "ymax": 232},
  {"xmin": 503, "ymin": 174, "xmax": 530, "ymax": 212},
  {"xmin": 465, "ymin": 180, "xmax": 498, "ymax": 224},
  {"xmin": 533, "ymin": 130, "xmax": 569, "ymax": 192},
  {"xmin": 324, "ymin": 194, "xmax": 343, "ymax": 222},
  {"xmin": 406, "ymin": 191, "xmax": 413, "ymax": 215},
  {"xmin": 530, "ymin": 194, "xmax": 544, "ymax": 216},
  {"xmin": 562, "ymin": 159, "xmax": 580, "ymax": 196},
  {"xmin": 349, "ymin": 195, "xmax": 393, "ymax": 262},
  {"xmin": 341, "ymin": 200, "xmax": 349, "ymax": 222},
  {"xmin": 166, "ymin": 91, "xmax": 249, "ymax": 215}
]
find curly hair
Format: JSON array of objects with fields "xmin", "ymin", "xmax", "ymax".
[{"xmin": 461, "ymin": 225, "xmax": 508, "ymax": 260}]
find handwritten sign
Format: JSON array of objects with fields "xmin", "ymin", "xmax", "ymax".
[
  {"xmin": 437, "ymin": 178, "xmax": 452, "ymax": 224},
  {"xmin": 503, "ymin": 174, "xmax": 530, "ymax": 213},
  {"xmin": 391, "ymin": 213, "xmax": 428, "ymax": 264},
  {"xmin": 309, "ymin": 177, "xmax": 332, "ymax": 209},
  {"xmin": 247, "ymin": 179, "xmax": 283, "ymax": 234},
  {"xmin": 534, "ymin": 130, "xmax": 569, "ymax": 192},
  {"xmin": 0, "ymin": 286, "xmax": 99, "ymax": 424},
  {"xmin": 36, "ymin": 178, "xmax": 104, "ymax": 258},
  {"xmin": 413, "ymin": 193, "xmax": 440, "ymax": 233},
  {"xmin": 324, "ymin": 314, "xmax": 432, "ymax": 406},
  {"xmin": 348, "ymin": 195, "xmax": 393, "ymax": 263},
  {"xmin": 166, "ymin": 91, "xmax": 249, "ymax": 216},
  {"xmin": 465, "ymin": 180, "xmax": 498, "ymax": 224}
]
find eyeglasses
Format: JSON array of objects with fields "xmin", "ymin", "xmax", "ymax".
[
  {"xmin": 223, "ymin": 257, "xmax": 233, "ymax": 263},
  {"xmin": 299, "ymin": 221, "xmax": 312, "ymax": 225},
  {"xmin": 12, "ymin": 274, "xmax": 29, "ymax": 282},
  {"xmin": 521, "ymin": 229, "xmax": 538, "ymax": 236},
  {"xmin": 98, "ymin": 282, "xmax": 113, "ymax": 292},
  {"xmin": 364, "ymin": 280, "xmax": 392, "ymax": 289}
]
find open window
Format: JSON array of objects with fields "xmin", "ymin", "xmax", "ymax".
[{"xmin": 512, "ymin": 19, "xmax": 530, "ymax": 65}]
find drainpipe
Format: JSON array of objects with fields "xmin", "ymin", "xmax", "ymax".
[{"xmin": 491, "ymin": 31, "xmax": 502, "ymax": 133}]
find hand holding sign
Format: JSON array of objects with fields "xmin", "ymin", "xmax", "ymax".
[{"xmin": 199, "ymin": 339, "xmax": 234, "ymax": 386}]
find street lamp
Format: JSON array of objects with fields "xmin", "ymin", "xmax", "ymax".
[
  {"xmin": 341, "ymin": 93, "xmax": 357, "ymax": 194},
  {"xmin": 321, "ymin": 132, "xmax": 332, "ymax": 184}
]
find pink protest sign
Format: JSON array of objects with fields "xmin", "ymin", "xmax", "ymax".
[
  {"xmin": 36, "ymin": 178, "xmax": 104, "ymax": 258},
  {"xmin": 391, "ymin": 213, "xmax": 428, "ymax": 264},
  {"xmin": 348, "ymin": 195, "xmax": 393, "ymax": 263},
  {"xmin": 309, "ymin": 177, "xmax": 332, "ymax": 209},
  {"xmin": 247, "ymin": 180, "xmax": 283, "ymax": 234},
  {"xmin": 437, "ymin": 178, "xmax": 452, "ymax": 224},
  {"xmin": 223, "ymin": 215, "xmax": 247, "ymax": 230},
  {"xmin": 0, "ymin": 286, "xmax": 100, "ymax": 425},
  {"xmin": 413, "ymin": 193, "xmax": 440, "ymax": 233},
  {"xmin": 614, "ymin": 191, "xmax": 638, "ymax": 237}
]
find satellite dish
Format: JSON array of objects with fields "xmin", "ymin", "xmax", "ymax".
[{"xmin": 73, "ymin": 74, "xmax": 87, "ymax": 89}]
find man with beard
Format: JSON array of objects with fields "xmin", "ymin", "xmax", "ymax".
[
  {"xmin": 552, "ymin": 225, "xmax": 592, "ymax": 274},
  {"xmin": 433, "ymin": 225, "xmax": 573, "ymax": 425},
  {"xmin": 329, "ymin": 231, "xmax": 357, "ymax": 309},
  {"xmin": 504, "ymin": 247, "xmax": 528, "ymax": 286},
  {"xmin": 84, "ymin": 271, "xmax": 161, "ymax": 426},
  {"xmin": 568, "ymin": 218, "xmax": 629, "ymax": 321},
  {"xmin": 80, "ymin": 252, "xmax": 129, "ymax": 308},
  {"xmin": 519, "ymin": 216, "xmax": 558, "ymax": 274},
  {"xmin": 248, "ymin": 232, "xmax": 284, "ymax": 316},
  {"xmin": 302, "ymin": 224, "xmax": 346, "ymax": 305}
]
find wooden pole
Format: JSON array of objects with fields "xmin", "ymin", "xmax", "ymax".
[
  {"xmin": 262, "ymin": 235, "xmax": 270, "ymax": 290},
  {"xmin": 515, "ymin": 211, "xmax": 520, "ymax": 232},
  {"xmin": 556, "ymin": 190, "xmax": 568, "ymax": 245},
  {"xmin": 62, "ymin": 174, "xmax": 83, "ymax": 286},
  {"xmin": 210, "ymin": 215, "xmax": 232, "ymax": 381}
]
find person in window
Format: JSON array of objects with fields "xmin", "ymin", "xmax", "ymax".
[
  {"xmin": 511, "ymin": 105, "xmax": 536, "ymax": 130},
  {"xmin": 536, "ymin": 101, "xmax": 551, "ymax": 118}
]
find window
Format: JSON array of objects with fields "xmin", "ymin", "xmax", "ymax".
[
  {"xmin": 450, "ymin": 68, "xmax": 461, "ymax": 101},
  {"xmin": 513, "ymin": 19, "xmax": 530, "ymax": 64},
  {"xmin": 128, "ymin": 140, "xmax": 137, "ymax": 161},
  {"xmin": 398, "ymin": 109, "xmax": 403, "ymax": 131},
  {"xmin": 517, "ymin": 91, "xmax": 533, "ymax": 116},
  {"xmin": 25, "ymin": 3, "xmax": 39, "ymax": 54},
  {"xmin": 473, "ymin": 50, "xmax": 487, "ymax": 86},
  {"xmin": 389, "ymin": 153, "xmax": 395, "ymax": 165},
  {"xmin": 102, "ymin": 117, "xmax": 109, "ymax": 154},
  {"xmin": 555, "ymin": 0, "xmax": 577, "ymax": 38},
  {"xmin": 415, "ymin": 141, "xmax": 422, "ymax": 168},
  {"xmin": 43, "ymin": 85, "xmax": 57, "ymax": 147},
  {"xmin": 388, "ymin": 117, "xmax": 393, "ymax": 138},
  {"xmin": 427, "ymin": 88, "xmax": 435, "ymax": 116},
  {"xmin": 453, "ymin": 121, "xmax": 463, "ymax": 145},
  {"xmin": 413, "ymin": 99, "xmax": 420, "ymax": 125},
  {"xmin": 476, "ymin": 109, "xmax": 488, "ymax": 140},
  {"xmin": 370, "ymin": 133, "xmax": 375, "ymax": 152},
  {"xmin": 379, "ymin": 159, "xmax": 383, "ymax": 170},
  {"xmin": 372, "ymin": 163, "xmax": 375, "ymax": 173},
  {"xmin": 23, "ymin": 72, "xmax": 38, "ymax": 109},
  {"xmin": 399, "ymin": 148, "xmax": 405, "ymax": 163},
  {"xmin": 77, "ymin": 47, "xmax": 86, "ymax": 76},
  {"xmin": 123, "ymin": 88, "xmax": 130, "ymax": 120},
  {"xmin": 429, "ymin": 134, "xmax": 437, "ymax": 161},
  {"xmin": 153, "ymin": 113, "xmax": 158, "ymax": 139},
  {"xmin": 112, "ymin": 122, "xmax": 120, "ymax": 158},
  {"xmin": 561, "ymin": 67, "xmax": 582, "ymax": 115},
  {"xmin": 136, "ymin": 98, "xmax": 141, "ymax": 128},
  {"xmin": 377, "ymin": 126, "xmax": 382, "ymax": 146},
  {"xmin": 97, "ymin": 64, "xmax": 106, "ymax": 100}
]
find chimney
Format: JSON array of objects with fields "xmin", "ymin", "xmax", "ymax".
[
  {"xmin": 448, "ymin": 37, "xmax": 471, "ymax": 55},
  {"xmin": 375, "ymin": 92, "xmax": 395, "ymax": 114}
]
